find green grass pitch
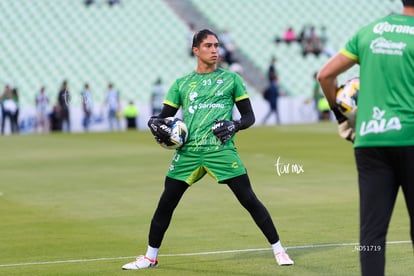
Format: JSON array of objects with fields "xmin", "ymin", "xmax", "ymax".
[{"xmin": 0, "ymin": 123, "xmax": 412, "ymax": 275}]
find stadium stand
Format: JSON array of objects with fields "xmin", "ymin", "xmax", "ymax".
[
  {"xmin": 0, "ymin": 0, "xmax": 403, "ymax": 131},
  {"xmin": 190, "ymin": 0, "xmax": 402, "ymax": 97},
  {"xmin": 0, "ymin": 0, "xmax": 193, "ymax": 106}
]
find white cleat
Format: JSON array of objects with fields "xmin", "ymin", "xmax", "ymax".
[
  {"xmin": 275, "ymin": 251, "xmax": 294, "ymax": 266},
  {"xmin": 122, "ymin": 255, "xmax": 158, "ymax": 270}
]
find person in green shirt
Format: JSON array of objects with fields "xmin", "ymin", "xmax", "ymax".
[
  {"xmin": 122, "ymin": 29, "xmax": 294, "ymax": 270},
  {"xmin": 123, "ymin": 100, "xmax": 139, "ymax": 129},
  {"xmin": 318, "ymin": 1, "xmax": 414, "ymax": 275}
]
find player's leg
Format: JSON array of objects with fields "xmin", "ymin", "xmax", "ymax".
[
  {"xmin": 225, "ymin": 174, "xmax": 293, "ymax": 265},
  {"xmin": 262, "ymin": 104, "xmax": 272, "ymax": 125},
  {"xmin": 226, "ymin": 174, "xmax": 279, "ymax": 243},
  {"xmin": 122, "ymin": 176, "xmax": 189, "ymax": 270},
  {"xmin": 149, "ymin": 176, "xmax": 189, "ymax": 248},
  {"xmin": 355, "ymin": 147, "xmax": 399, "ymax": 276},
  {"xmin": 395, "ymin": 146, "xmax": 414, "ymax": 246}
]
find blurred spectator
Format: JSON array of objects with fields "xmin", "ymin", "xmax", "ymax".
[
  {"xmin": 301, "ymin": 25, "xmax": 323, "ymax": 57},
  {"xmin": 319, "ymin": 26, "xmax": 335, "ymax": 57},
  {"xmin": 35, "ymin": 86, "xmax": 50, "ymax": 133},
  {"xmin": 1, "ymin": 85, "xmax": 18, "ymax": 135},
  {"xmin": 217, "ymin": 47, "xmax": 228, "ymax": 69},
  {"xmin": 108, "ymin": 0, "xmax": 121, "ymax": 6},
  {"xmin": 262, "ymin": 74, "xmax": 280, "ymax": 125},
  {"xmin": 229, "ymin": 59, "xmax": 244, "ymax": 76},
  {"xmin": 80, "ymin": 83, "xmax": 93, "ymax": 132},
  {"xmin": 84, "ymin": 0, "xmax": 94, "ymax": 6},
  {"xmin": 275, "ymin": 27, "xmax": 297, "ymax": 44},
  {"xmin": 124, "ymin": 100, "xmax": 139, "ymax": 130},
  {"xmin": 105, "ymin": 82, "xmax": 121, "ymax": 131},
  {"xmin": 317, "ymin": 97, "xmax": 331, "ymax": 121},
  {"xmin": 267, "ymin": 56, "xmax": 278, "ymax": 85},
  {"xmin": 187, "ymin": 22, "xmax": 196, "ymax": 57},
  {"xmin": 319, "ymin": 26, "xmax": 328, "ymax": 49},
  {"xmin": 11, "ymin": 87, "xmax": 19, "ymax": 133},
  {"xmin": 219, "ymin": 29, "xmax": 236, "ymax": 65},
  {"xmin": 57, "ymin": 80, "xmax": 71, "ymax": 132},
  {"xmin": 312, "ymin": 72, "xmax": 325, "ymax": 121},
  {"xmin": 49, "ymin": 104, "xmax": 62, "ymax": 132},
  {"xmin": 150, "ymin": 77, "xmax": 166, "ymax": 116}
]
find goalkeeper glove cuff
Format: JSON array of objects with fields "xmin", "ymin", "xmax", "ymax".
[{"xmin": 331, "ymin": 106, "xmax": 347, "ymax": 124}]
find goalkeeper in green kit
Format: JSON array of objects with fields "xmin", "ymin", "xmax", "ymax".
[{"xmin": 122, "ymin": 29, "xmax": 294, "ymax": 270}]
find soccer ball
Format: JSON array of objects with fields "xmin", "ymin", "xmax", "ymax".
[
  {"xmin": 160, "ymin": 117, "xmax": 188, "ymax": 150},
  {"xmin": 336, "ymin": 77, "xmax": 359, "ymax": 122}
]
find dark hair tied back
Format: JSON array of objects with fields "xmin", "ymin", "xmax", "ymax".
[{"xmin": 192, "ymin": 29, "xmax": 218, "ymax": 48}]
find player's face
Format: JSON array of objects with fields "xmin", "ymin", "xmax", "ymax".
[{"xmin": 194, "ymin": 35, "xmax": 219, "ymax": 65}]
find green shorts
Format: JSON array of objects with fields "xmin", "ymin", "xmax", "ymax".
[{"xmin": 166, "ymin": 149, "xmax": 247, "ymax": 185}]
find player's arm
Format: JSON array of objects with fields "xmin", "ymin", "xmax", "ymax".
[
  {"xmin": 157, "ymin": 104, "xmax": 178, "ymax": 118},
  {"xmin": 318, "ymin": 52, "xmax": 356, "ymax": 107},
  {"xmin": 235, "ymin": 98, "xmax": 255, "ymax": 130},
  {"xmin": 318, "ymin": 52, "xmax": 357, "ymax": 142},
  {"xmin": 147, "ymin": 104, "xmax": 179, "ymax": 144}
]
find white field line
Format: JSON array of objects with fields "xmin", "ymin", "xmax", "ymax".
[{"xmin": 0, "ymin": 240, "xmax": 411, "ymax": 268}]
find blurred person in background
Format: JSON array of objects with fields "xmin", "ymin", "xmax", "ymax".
[
  {"xmin": 318, "ymin": 1, "xmax": 414, "ymax": 275},
  {"xmin": 150, "ymin": 77, "xmax": 166, "ymax": 116},
  {"xmin": 11, "ymin": 87, "xmax": 19, "ymax": 133},
  {"xmin": 35, "ymin": 86, "xmax": 50, "ymax": 133},
  {"xmin": 267, "ymin": 56, "xmax": 278, "ymax": 86},
  {"xmin": 81, "ymin": 83, "xmax": 93, "ymax": 132},
  {"xmin": 123, "ymin": 100, "xmax": 139, "ymax": 130},
  {"xmin": 219, "ymin": 28, "xmax": 236, "ymax": 65},
  {"xmin": 105, "ymin": 82, "xmax": 121, "ymax": 131},
  {"xmin": 57, "ymin": 80, "xmax": 71, "ymax": 132},
  {"xmin": 49, "ymin": 104, "xmax": 62, "ymax": 132},
  {"xmin": 275, "ymin": 26, "xmax": 297, "ymax": 44},
  {"xmin": 312, "ymin": 72, "xmax": 326, "ymax": 121},
  {"xmin": 1, "ymin": 85, "xmax": 18, "ymax": 135},
  {"xmin": 262, "ymin": 73, "xmax": 280, "ymax": 125},
  {"xmin": 187, "ymin": 22, "xmax": 196, "ymax": 57}
]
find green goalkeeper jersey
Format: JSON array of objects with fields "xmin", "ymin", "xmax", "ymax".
[
  {"xmin": 163, "ymin": 68, "xmax": 249, "ymax": 152},
  {"xmin": 341, "ymin": 13, "xmax": 414, "ymax": 147}
]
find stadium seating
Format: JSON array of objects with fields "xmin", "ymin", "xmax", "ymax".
[
  {"xmin": 0, "ymin": 0, "xmax": 193, "ymax": 106},
  {"xmin": 0, "ymin": 0, "xmax": 402, "ymax": 108},
  {"xmin": 190, "ymin": 0, "xmax": 402, "ymax": 97}
]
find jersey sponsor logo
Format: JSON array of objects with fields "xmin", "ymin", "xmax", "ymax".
[
  {"xmin": 190, "ymin": 92, "xmax": 198, "ymax": 102},
  {"xmin": 198, "ymin": 103, "xmax": 224, "ymax": 109},
  {"xmin": 373, "ymin": 21, "xmax": 414, "ymax": 35},
  {"xmin": 187, "ymin": 90, "xmax": 225, "ymax": 114},
  {"xmin": 360, "ymin": 107, "xmax": 401, "ymax": 136},
  {"xmin": 370, "ymin": 37, "xmax": 406, "ymax": 56},
  {"xmin": 189, "ymin": 92, "xmax": 198, "ymax": 114}
]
